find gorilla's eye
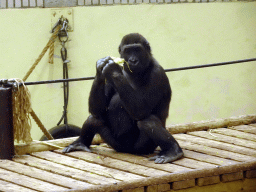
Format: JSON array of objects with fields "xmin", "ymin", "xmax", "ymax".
[
  {"xmin": 123, "ymin": 48, "xmax": 132, "ymax": 54},
  {"xmin": 134, "ymin": 47, "xmax": 142, "ymax": 53}
]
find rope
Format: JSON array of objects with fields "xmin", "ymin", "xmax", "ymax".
[
  {"xmin": 30, "ymin": 110, "xmax": 54, "ymax": 140},
  {"xmin": 12, "ymin": 79, "xmax": 33, "ymax": 143},
  {"xmin": 48, "ymin": 40, "xmax": 55, "ymax": 64},
  {"xmin": 22, "ymin": 25, "xmax": 61, "ymax": 82},
  {"xmin": 17, "ymin": 26, "xmax": 62, "ymax": 142}
]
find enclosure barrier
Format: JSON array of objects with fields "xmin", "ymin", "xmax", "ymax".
[
  {"xmin": 1, "ymin": 0, "xmax": 255, "ymax": 9},
  {"xmin": 0, "ymin": 87, "xmax": 14, "ymax": 159}
]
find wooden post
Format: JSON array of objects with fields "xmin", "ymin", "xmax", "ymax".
[{"xmin": 0, "ymin": 87, "xmax": 14, "ymax": 159}]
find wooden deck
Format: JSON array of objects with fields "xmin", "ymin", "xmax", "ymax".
[{"xmin": 1, "ymin": 120, "xmax": 256, "ymax": 191}]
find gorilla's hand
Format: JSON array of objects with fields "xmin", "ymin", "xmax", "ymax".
[
  {"xmin": 102, "ymin": 59, "xmax": 123, "ymax": 79},
  {"xmin": 96, "ymin": 56, "xmax": 112, "ymax": 79}
]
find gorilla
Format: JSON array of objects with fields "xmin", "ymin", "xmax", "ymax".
[{"xmin": 63, "ymin": 33, "xmax": 183, "ymax": 164}]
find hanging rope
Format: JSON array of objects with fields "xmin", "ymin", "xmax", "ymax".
[
  {"xmin": 23, "ymin": 25, "xmax": 61, "ymax": 82},
  {"xmin": 48, "ymin": 39, "xmax": 55, "ymax": 64}
]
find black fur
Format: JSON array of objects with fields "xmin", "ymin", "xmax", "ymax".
[{"xmin": 63, "ymin": 33, "xmax": 183, "ymax": 163}]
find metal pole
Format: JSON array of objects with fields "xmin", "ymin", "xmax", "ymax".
[
  {"xmin": 0, "ymin": 87, "xmax": 14, "ymax": 159},
  {"xmin": 1, "ymin": 57, "xmax": 256, "ymax": 87},
  {"xmin": 164, "ymin": 57, "xmax": 256, "ymax": 72}
]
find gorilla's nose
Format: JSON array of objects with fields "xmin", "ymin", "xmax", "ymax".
[{"xmin": 128, "ymin": 57, "xmax": 139, "ymax": 65}]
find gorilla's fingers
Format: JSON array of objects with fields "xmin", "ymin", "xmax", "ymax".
[
  {"xmin": 148, "ymin": 155, "xmax": 159, "ymax": 161},
  {"xmin": 102, "ymin": 60, "xmax": 115, "ymax": 73},
  {"xmin": 155, "ymin": 157, "xmax": 166, "ymax": 164},
  {"xmin": 74, "ymin": 145, "xmax": 92, "ymax": 152},
  {"xmin": 96, "ymin": 56, "xmax": 112, "ymax": 74},
  {"xmin": 62, "ymin": 145, "xmax": 74, "ymax": 153}
]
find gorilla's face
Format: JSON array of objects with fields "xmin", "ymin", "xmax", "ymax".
[{"xmin": 119, "ymin": 33, "xmax": 152, "ymax": 73}]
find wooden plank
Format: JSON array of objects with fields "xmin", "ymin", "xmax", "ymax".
[
  {"xmin": 166, "ymin": 178, "xmax": 256, "ymax": 192},
  {"xmin": 0, "ymin": 159, "xmax": 94, "ymax": 189},
  {"xmin": 183, "ymin": 149, "xmax": 238, "ymax": 165},
  {"xmin": 89, "ymin": 146, "xmax": 192, "ymax": 173},
  {"xmin": 197, "ymin": 175, "xmax": 220, "ymax": 186},
  {"xmin": 246, "ymin": 170, "xmax": 256, "ymax": 178},
  {"xmin": 57, "ymin": 150, "xmax": 170, "ymax": 177},
  {"xmin": 249, "ymin": 123, "xmax": 256, "ymax": 127},
  {"xmin": 188, "ymin": 130, "xmax": 256, "ymax": 149},
  {"xmin": 173, "ymin": 157, "xmax": 217, "ymax": 169},
  {"xmin": 174, "ymin": 133, "xmax": 256, "ymax": 157},
  {"xmin": 0, "ymin": 167, "xmax": 67, "ymax": 192},
  {"xmin": 123, "ymin": 187, "xmax": 144, "ymax": 192},
  {"xmin": 0, "ymin": 179, "xmax": 36, "ymax": 192},
  {"xmin": 172, "ymin": 179, "xmax": 195, "ymax": 190},
  {"xmin": 13, "ymin": 155, "xmax": 119, "ymax": 185},
  {"xmin": 230, "ymin": 125, "xmax": 256, "ymax": 134},
  {"xmin": 211, "ymin": 128, "xmax": 256, "ymax": 141},
  {"xmin": 62, "ymin": 160, "xmax": 256, "ymax": 192},
  {"xmin": 32, "ymin": 151, "xmax": 144, "ymax": 181},
  {"xmin": 93, "ymin": 145, "xmax": 225, "ymax": 176},
  {"xmin": 15, "ymin": 136, "xmax": 77, "ymax": 155},
  {"xmin": 147, "ymin": 184, "xmax": 170, "ymax": 192},
  {"xmin": 157, "ymin": 184, "xmax": 171, "ymax": 192},
  {"xmin": 221, "ymin": 171, "xmax": 244, "ymax": 182},
  {"xmin": 175, "ymin": 140, "xmax": 256, "ymax": 162},
  {"xmin": 166, "ymin": 114, "xmax": 256, "ymax": 134},
  {"xmin": 146, "ymin": 185, "xmax": 157, "ymax": 192}
]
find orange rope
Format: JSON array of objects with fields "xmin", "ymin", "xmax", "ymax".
[{"xmin": 23, "ymin": 25, "xmax": 61, "ymax": 82}]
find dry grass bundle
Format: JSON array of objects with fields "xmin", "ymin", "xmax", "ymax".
[{"xmin": 12, "ymin": 79, "xmax": 33, "ymax": 143}]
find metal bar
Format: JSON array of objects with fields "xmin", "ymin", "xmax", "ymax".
[
  {"xmin": 1, "ymin": 58, "xmax": 255, "ymax": 86},
  {"xmin": 164, "ymin": 58, "xmax": 256, "ymax": 72},
  {"xmin": 25, "ymin": 76, "xmax": 95, "ymax": 85}
]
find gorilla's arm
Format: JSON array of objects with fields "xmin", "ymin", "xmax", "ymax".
[
  {"xmin": 63, "ymin": 57, "xmax": 117, "ymax": 153},
  {"xmin": 88, "ymin": 75, "xmax": 106, "ymax": 118},
  {"xmin": 102, "ymin": 59, "xmax": 170, "ymax": 121},
  {"xmin": 89, "ymin": 57, "xmax": 115, "ymax": 118}
]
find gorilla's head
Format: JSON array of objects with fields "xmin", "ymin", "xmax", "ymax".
[{"xmin": 119, "ymin": 33, "xmax": 152, "ymax": 73}]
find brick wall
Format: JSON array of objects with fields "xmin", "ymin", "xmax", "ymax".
[{"xmin": 0, "ymin": 0, "xmax": 254, "ymax": 8}]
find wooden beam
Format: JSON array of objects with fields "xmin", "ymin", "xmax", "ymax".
[{"xmin": 15, "ymin": 114, "xmax": 256, "ymax": 155}]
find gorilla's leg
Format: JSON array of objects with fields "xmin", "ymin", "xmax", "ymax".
[
  {"xmin": 133, "ymin": 130, "xmax": 157, "ymax": 155},
  {"xmin": 137, "ymin": 115, "xmax": 183, "ymax": 163},
  {"xmin": 62, "ymin": 115, "xmax": 103, "ymax": 153},
  {"xmin": 63, "ymin": 115, "xmax": 123, "ymax": 153}
]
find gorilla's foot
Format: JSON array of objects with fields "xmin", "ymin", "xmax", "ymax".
[
  {"xmin": 149, "ymin": 150, "xmax": 184, "ymax": 164},
  {"xmin": 62, "ymin": 142, "xmax": 91, "ymax": 153}
]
